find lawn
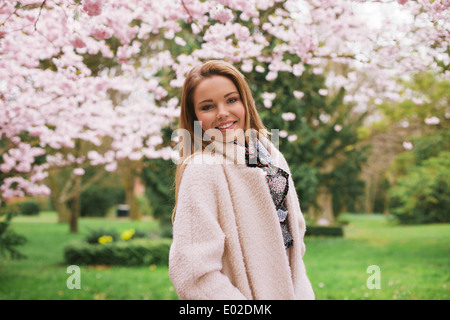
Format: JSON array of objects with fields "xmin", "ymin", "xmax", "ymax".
[{"xmin": 0, "ymin": 212, "xmax": 448, "ymax": 300}]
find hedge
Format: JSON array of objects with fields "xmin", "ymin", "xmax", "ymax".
[
  {"xmin": 63, "ymin": 238, "xmax": 172, "ymax": 266},
  {"xmin": 305, "ymin": 225, "xmax": 344, "ymax": 237},
  {"xmin": 19, "ymin": 201, "xmax": 40, "ymax": 216},
  {"xmin": 64, "ymin": 226, "xmax": 342, "ymax": 267}
]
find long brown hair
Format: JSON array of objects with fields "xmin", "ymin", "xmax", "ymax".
[{"xmin": 172, "ymin": 60, "xmax": 267, "ymax": 222}]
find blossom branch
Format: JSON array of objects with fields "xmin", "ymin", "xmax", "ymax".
[{"xmin": 34, "ymin": 1, "xmax": 46, "ymax": 30}]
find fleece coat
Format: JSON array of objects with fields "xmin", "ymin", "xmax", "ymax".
[{"xmin": 169, "ymin": 136, "xmax": 315, "ymax": 300}]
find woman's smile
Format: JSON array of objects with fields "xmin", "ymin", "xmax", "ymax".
[{"xmin": 215, "ymin": 120, "xmax": 238, "ymax": 131}]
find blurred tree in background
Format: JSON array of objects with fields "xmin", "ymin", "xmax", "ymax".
[
  {"xmin": 361, "ymin": 72, "xmax": 449, "ymax": 223},
  {"xmin": 246, "ymin": 64, "xmax": 368, "ymax": 224},
  {"xmin": 1, "ymin": 1, "xmax": 448, "ymax": 233}
]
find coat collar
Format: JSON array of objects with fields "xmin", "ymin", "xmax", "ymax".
[{"xmin": 207, "ymin": 134, "xmax": 288, "ymax": 172}]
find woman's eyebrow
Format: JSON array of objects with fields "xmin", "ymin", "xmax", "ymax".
[
  {"xmin": 224, "ymin": 91, "xmax": 238, "ymax": 98},
  {"xmin": 198, "ymin": 98, "xmax": 213, "ymax": 105},
  {"xmin": 198, "ymin": 92, "xmax": 238, "ymax": 106}
]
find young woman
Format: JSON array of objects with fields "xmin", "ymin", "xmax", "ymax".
[{"xmin": 169, "ymin": 60, "xmax": 315, "ymax": 300}]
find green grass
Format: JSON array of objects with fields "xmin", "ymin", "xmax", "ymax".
[
  {"xmin": 0, "ymin": 212, "xmax": 177, "ymax": 300},
  {"xmin": 305, "ymin": 214, "xmax": 450, "ymax": 300},
  {"xmin": 1, "ymin": 212, "xmax": 448, "ymax": 300}
]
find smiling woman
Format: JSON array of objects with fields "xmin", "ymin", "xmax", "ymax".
[
  {"xmin": 176, "ymin": 60, "xmax": 267, "ymax": 158},
  {"xmin": 169, "ymin": 60, "xmax": 315, "ymax": 300},
  {"xmin": 193, "ymin": 75, "xmax": 246, "ymax": 142}
]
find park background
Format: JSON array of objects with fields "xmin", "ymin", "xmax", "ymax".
[{"xmin": 0, "ymin": 0, "xmax": 448, "ymax": 300}]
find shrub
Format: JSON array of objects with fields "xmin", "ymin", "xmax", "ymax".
[
  {"xmin": 19, "ymin": 201, "xmax": 40, "ymax": 216},
  {"xmin": 305, "ymin": 225, "xmax": 344, "ymax": 237},
  {"xmin": 63, "ymin": 238, "xmax": 172, "ymax": 266},
  {"xmin": 0, "ymin": 208, "xmax": 27, "ymax": 259},
  {"xmin": 79, "ymin": 186, "xmax": 125, "ymax": 217},
  {"xmin": 389, "ymin": 151, "xmax": 450, "ymax": 224}
]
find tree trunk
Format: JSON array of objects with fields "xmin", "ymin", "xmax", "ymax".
[
  {"xmin": 315, "ymin": 185, "xmax": 334, "ymax": 225},
  {"xmin": 312, "ymin": 155, "xmax": 336, "ymax": 224},
  {"xmin": 122, "ymin": 161, "xmax": 141, "ymax": 220},
  {"xmin": 47, "ymin": 171, "xmax": 70, "ymax": 223},
  {"xmin": 364, "ymin": 174, "xmax": 380, "ymax": 214},
  {"xmin": 56, "ymin": 200, "xmax": 71, "ymax": 223},
  {"xmin": 69, "ymin": 139, "xmax": 82, "ymax": 233},
  {"xmin": 69, "ymin": 173, "xmax": 81, "ymax": 233}
]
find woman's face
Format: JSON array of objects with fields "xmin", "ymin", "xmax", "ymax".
[{"xmin": 193, "ymin": 75, "xmax": 246, "ymax": 143}]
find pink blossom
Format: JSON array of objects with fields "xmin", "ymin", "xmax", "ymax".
[
  {"xmin": 105, "ymin": 162, "xmax": 117, "ymax": 172},
  {"xmin": 293, "ymin": 63, "xmax": 305, "ymax": 77},
  {"xmin": 313, "ymin": 67, "xmax": 323, "ymax": 75},
  {"xmin": 191, "ymin": 23, "xmax": 202, "ymax": 34},
  {"xmin": 241, "ymin": 60, "xmax": 253, "ymax": 72},
  {"xmin": 164, "ymin": 29, "xmax": 175, "ymax": 40},
  {"xmin": 31, "ymin": 170, "xmax": 49, "ymax": 183},
  {"xmin": 174, "ymin": 36, "xmax": 187, "ymax": 46},
  {"xmin": 282, "ymin": 112, "xmax": 296, "ymax": 121},
  {"xmin": 255, "ymin": 65, "xmax": 265, "ymax": 73},
  {"xmin": 0, "ymin": 155, "xmax": 15, "ymax": 173},
  {"xmin": 403, "ymin": 141, "xmax": 413, "ymax": 150},
  {"xmin": 233, "ymin": 24, "xmax": 250, "ymax": 41},
  {"xmin": 210, "ymin": 7, "xmax": 234, "ymax": 23},
  {"xmin": 1, "ymin": 176, "xmax": 50, "ymax": 199},
  {"xmin": 117, "ymin": 42, "xmax": 141, "ymax": 61},
  {"xmin": 0, "ymin": 0, "xmax": 448, "ymax": 200},
  {"xmin": 424, "ymin": 116, "xmax": 440, "ymax": 125},
  {"xmin": 73, "ymin": 168, "xmax": 85, "ymax": 176},
  {"xmin": 293, "ymin": 91, "xmax": 305, "ymax": 99},
  {"xmin": 91, "ymin": 25, "xmax": 113, "ymax": 40},
  {"xmin": 128, "ymin": 151, "xmax": 143, "ymax": 161},
  {"xmin": 265, "ymin": 71, "xmax": 278, "ymax": 81},
  {"xmin": 288, "ymin": 135, "xmax": 298, "ymax": 142},
  {"xmin": 83, "ymin": 0, "xmax": 103, "ymax": 17},
  {"xmin": 70, "ymin": 36, "xmax": 86, "ymax": 49},
  {"xmin": 261, "ymin": 92, "xmax": 276, "ymax": 108},
  {"xmin": 263, "ymin": 100, "xmax": 272, "ymax": 108}
]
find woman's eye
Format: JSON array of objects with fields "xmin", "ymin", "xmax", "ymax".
[
  {"xmin": 201, "ymin": 105, "xmax": 213, "ymax": 111},
  {"xmin": 228, "ymin": 98, "xmax": 237, "ymax": 103}
]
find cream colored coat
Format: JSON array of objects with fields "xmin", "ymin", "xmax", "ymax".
[{"xmin": 169, "ymin": 136, "xmax": 315, "ymax": 300}]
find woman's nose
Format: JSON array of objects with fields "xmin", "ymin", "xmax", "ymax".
[{"xmin": 216, "ymin": 104, "xmax": 229, "ymax": 119}]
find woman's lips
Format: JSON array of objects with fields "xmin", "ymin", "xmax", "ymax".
[{"xmin": 216, "ymin": 121, "xmax": 237, "ymax": 131}]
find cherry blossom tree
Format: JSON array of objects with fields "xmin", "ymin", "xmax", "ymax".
[{"xmin": 1, "ymin": 0, "xmax": 448, "ymax": 230}]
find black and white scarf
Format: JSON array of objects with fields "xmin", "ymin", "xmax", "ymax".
[{"xmin": 233, "ymin": 136, "xmax": 294, "ymax": 249}]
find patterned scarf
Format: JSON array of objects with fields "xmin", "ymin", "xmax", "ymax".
[{"xmin": 233, "ymin": 136, "xmax": 294, "ymax": 249}]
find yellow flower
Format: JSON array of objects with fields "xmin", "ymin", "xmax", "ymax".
[
  {"xmin": 121, "ymin": 228, "xmax": 135, "ymax": 241},
  {"xmin": 98, "ymin": 235, "xmax": 113, "ymax": 245}
]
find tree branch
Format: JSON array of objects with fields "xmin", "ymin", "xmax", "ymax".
[
  {"xmin": 34, "ymin": 1, "xmax": 47, "ymax": 31},
  {"xmin": 59, "ymin": 168, "xmax": 107, "ymax": 204}
]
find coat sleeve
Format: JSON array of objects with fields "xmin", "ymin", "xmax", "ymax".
[{"xmin": 169, "ymin": 161, "xmax": 247, "ymax": 300}]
